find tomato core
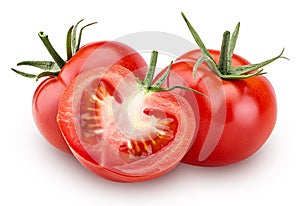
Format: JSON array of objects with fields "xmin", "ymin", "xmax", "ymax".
[{"xmin": 119, "ymin": 108, "xmax": 178, "ymax": 157}]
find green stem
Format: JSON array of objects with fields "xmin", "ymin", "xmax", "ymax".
[
  {"xmin": 143, "ymin": 50, "xmax": 158, "ymax": 88},
  {"xmin": 218, "ymin": 31, "xmax": 230, "ymax": 75},
  {"xmin": 38, "ymin": 32, "xmax": 65, "ymax": 69}
]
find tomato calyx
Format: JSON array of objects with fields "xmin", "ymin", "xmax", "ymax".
[
  {"xmin": 137, "ymin": 50, "xmax": 204, "ymax": 95},
  {"xmin": 11, "ymin": 19, "xmax": 96, "ymax": 81},
  {"xmin": 181, "ymin": 12, "xmax": 288, "ymax": 80}
]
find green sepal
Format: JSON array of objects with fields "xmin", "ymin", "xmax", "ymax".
[
  {"xmin": 137, "ymin": 50, "xmax": 204, "ymax": 96},
  {"xmin": 12, "ymin": 19, "xmax": 97, "ymax": 81},
  {"xmin": 181, "ymin": 12, "xmax": 288, "ymax": 80},
  {"xmin": 181, "ymin": 12, "xmax": 219, "ymax": 76},
  {"xmin": 71, "ymin": 19, "xmax": 84, "ymax": 55},
  {"xmin": 193, "ymin": 55, "xmax": 219, "ymax": 79},
  {"xmin": 66, "ymin": 26, "xmax": 74, "ymax": 60},
  {"xmin": 11, "ymin": 67, "xmax": 60, "ymax": 81},
  {"xmin": 228, "ymin": 48, "xmax": 287, "ymax": 76},
  {"xmin": 152, "ymin": 61, "xmax": 172, "ymax": 88},
  {"xmin": 12, "ymin": 60, "xmax": 60, "ymax": 80},
  {"xmin": 150, "ymin": 85, "xmax": 205, "ymax": 96},
  {"xmin": 227, "ymin": 22, "xmax": 240, "ymax": 69},
  {"xmin": 66, "ymin": 19, "xmax": 97, "ymax": 60},
  {"xmin": 11, "ymin": 68, "xmax": 37, "ymax": 79},
  {"xmin": 75, "ymin": 21, "xmax": 97, "ymax": 53},
  {"xmin": 220, "ymin": 69, "xmax": 266, "ymax": 80},
  {"xmin": 17, "ymin": 61, "xmax": 59, "ymax": 71},
  {"xmin": 35, "ymin": 71, "xmax": 60, "ymax": 81}
]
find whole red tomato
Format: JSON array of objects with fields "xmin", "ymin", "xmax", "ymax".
[
  {"xmin": 57, "ymin": 51, "xmax": 196, "ymax": 182},
  {"xmin": 13, "ymin": 20, "xmax": 147, "ymax": 153},
  {"xmin": 156, "ymin": 13, "xmax": 286, "ymax": 166}
]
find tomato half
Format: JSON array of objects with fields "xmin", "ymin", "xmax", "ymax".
[
  {"xmin": 157, "ymin": 49, "xmax": 277, "ymax": 166},
  {"xmin": 32, "ymin": 41, "xmax": 147, "ymax": 153},
  {"xmin": 57, "ymin": 63, "xmax": 196, "ymax": 182}
]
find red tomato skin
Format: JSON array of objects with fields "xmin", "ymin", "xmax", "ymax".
[
  {"xmin": 32, "ymin": 77, "xmax": 69, "ymax": 152},
  {"xmin": 57, "ymin": 65, "xmax": 196, "ymax": 182},
  {"xmin": 160, "ymin": 49, "xmax": 277, "ymax": 166},
  {"xmin": 32, "ymin": 41, "xmax": 147, "ymax": 154}
]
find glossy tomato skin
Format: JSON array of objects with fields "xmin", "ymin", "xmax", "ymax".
[
  {"xmin": 33, "ymin": 77, "xmax": 68, "ymax": 152},
  {"xmin": 159, "ymin": 49, "xmax": 277, "ymax": 166},
  {"xmin": 32, "ymin": 41, "xmax": 147, "ymax": 154},
  {"xmin": 57, "ymin": 65, "xmax": 196, "ymax": 182}
]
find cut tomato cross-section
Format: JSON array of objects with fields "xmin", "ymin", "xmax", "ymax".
[{"xmin": 57, "ymin": 62, "xmax": 196, "ymax": 182}]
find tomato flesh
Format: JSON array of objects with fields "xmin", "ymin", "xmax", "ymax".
[
  {"xmin": 58, "ymin": 65, "xmax": 196, "ymax": 182},
  {"xmin": 79, "ymin": 81, "xmax": 177, "ymax": 158}
]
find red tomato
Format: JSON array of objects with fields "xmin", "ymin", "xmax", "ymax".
[
  {"xmin": 159, "ymin": 49, "xmax": 277, "ymax": 166},
  {"xmin": 13, "ymin": 20, "xmax": 147, "ymax": 154},
  {"xmin": 32, "ymin": 41, "xmax": 147, "ymax": 153},
  {"xmin": 57, "ymin": 61, "xmax": 196, "ymax": 182},
  {"xmin": 155, "ymin": 13, "xmax": 285, "ymax": 166}
]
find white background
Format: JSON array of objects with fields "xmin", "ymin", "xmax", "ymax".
[{"xmin": 1, "ymin": 0, "xmax": 299, "ymax": 205}]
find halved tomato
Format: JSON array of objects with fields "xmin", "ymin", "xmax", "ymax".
[{"xmin": 57, "ymin": 54, "xmax": 196, "ymax": 182}]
